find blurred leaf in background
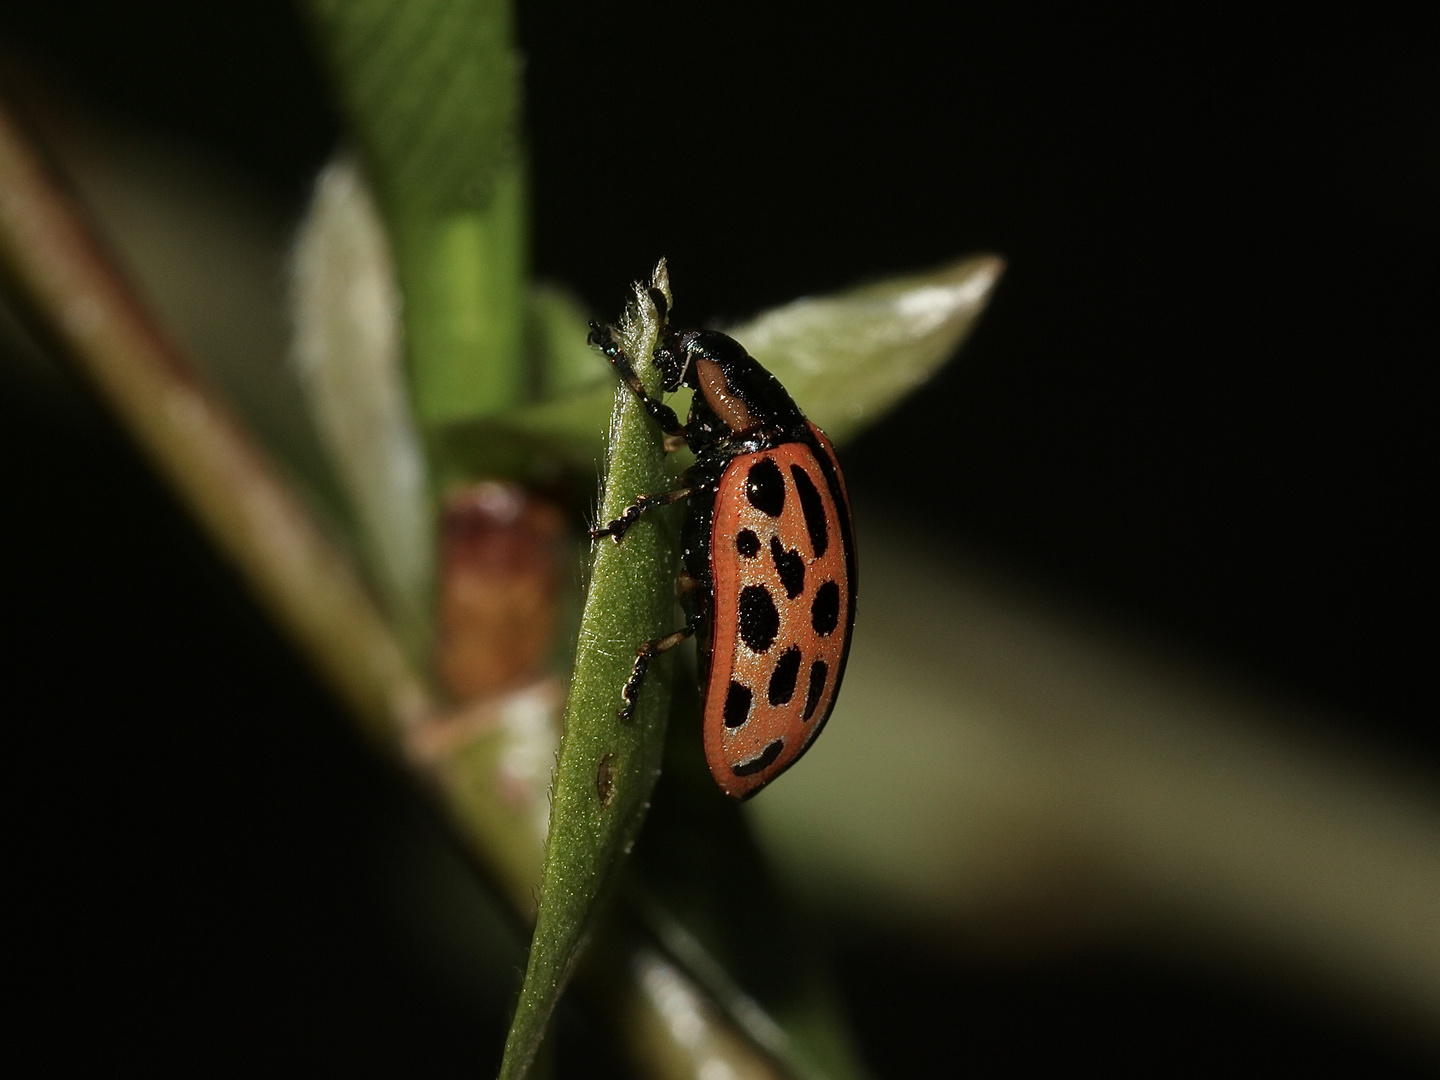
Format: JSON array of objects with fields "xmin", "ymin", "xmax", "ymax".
[{"xmin": 302, "ymin": 0, "xmax": 527, "ymax": 441}]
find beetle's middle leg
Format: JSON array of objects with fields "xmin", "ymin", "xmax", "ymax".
[
  {"xmin": 591, "ymin": 485, "xmax": 695, "ymax": 543},
  {"xmin": 618, "ymin": 612, "xmax": 700, "ymax": 722}
]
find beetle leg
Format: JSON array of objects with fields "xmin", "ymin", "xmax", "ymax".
[
  {"xmin": 591, "ymin": 485, "xmax": 694, "ymax": 543},
  {"xmin": 588, "ymin": 322, "xmax": 686, "ymax": 440},
  {"xmin": 618, "ymin": 613, "xmax": 700, "ymax": 722}
]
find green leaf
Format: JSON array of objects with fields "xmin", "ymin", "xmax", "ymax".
[
  {"xmin": 432, "ymin": 255, "xmax": 1005, "ymax": 479},
  {"xmin": 290, "ymin": 154, "xmax": 434, "ymax": 659},
  {"xmin": 732, "ymin": 253, "xmax": 1005, "ymax": 444},
  {"xmin": 301, "ymin": 0, "xmax": 528, "ymax": 433},
  {"xmin": 498, "ymin": 266, "xmax": 680, "ymax": 1080},
  {"xmin": 301, "ymin": 0, "xmax": 519, "ymax": 218}
]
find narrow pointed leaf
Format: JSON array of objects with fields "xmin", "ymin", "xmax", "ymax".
[
  {"xmin": 432, "ymin": 255, "xmax": 1004, "ymax": 479},
  {"xmin": 290, "ymin": 155, "xmax": 433, "ymax": 657},
  {"xmin": 498, "ymin": 267, "xmax": 680, "ymax": 1080},
  {"xmin": 731, "ymin": 253, "xmax": 1004, "ymax": 443}
]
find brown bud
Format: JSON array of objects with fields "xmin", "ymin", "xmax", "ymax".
[{"xmin": 437, "ymin": 482, "xmax": 565, "ymax": 700}]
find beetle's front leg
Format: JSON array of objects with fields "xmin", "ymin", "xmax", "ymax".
[
  {"xmin": 591, "ymin": 485, "xmax": 695, "ymax": 544},
  {"xmin": 588, "ymin": 322, "xmax": 686, "ymax": 442}
]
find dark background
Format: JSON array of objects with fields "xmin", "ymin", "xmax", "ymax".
[{"xmin": 1, "ymin": 1, "xmax": 1434, "ymax": 1075}]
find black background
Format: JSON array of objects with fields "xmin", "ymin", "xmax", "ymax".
[{"xmin": 1, "ymin": 1, "xmax": 1435, "ymax": 1075}]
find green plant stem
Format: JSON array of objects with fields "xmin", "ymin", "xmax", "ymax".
[
  {"xmin": 0, "ymin": 98, "xmax": 425, "ymax": 745},
  {"xmin": 395, "ymin": 158, "xmax": 528, "ymax": 426}
]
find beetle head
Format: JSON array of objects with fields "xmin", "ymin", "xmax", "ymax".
[{"xmin": 655, "ymin": 329, "xmax": 700, "ymax": 392}]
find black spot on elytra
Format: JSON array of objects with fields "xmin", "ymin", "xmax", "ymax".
[
  {"xmin": 790, "ymin": 465, "xmax": 828, "ymax": 557},
  {"xmin": 770, "ymin": 536, "xmax": 805, "ymax": 599},
  {"xmin": 732, "ymin": 738, "xmax": 784, "ymax": 776},
  {"xmin": 803, "ymin": 660, "xmax": 828, "ymax": 720},
  {"xmin": 739, "ymin": 585, "xmax": 779, "ymax": 652},
  {"xmin": 768, "ymin": 646, "xmax": 802, "ymax": 706},
  {"xmin": 736, "ymin": 529, "xmax": 760, "ymax": 557},
  {"xmin": 723, "ymin": 681, "xmax": 752, "ymax": 728},
  {"xmin": 746, "ymin": 458, "xmax": 785, "ymax": 517},
  {"xmin": 811, "ymin": 581, "xmax": 840, "ymax": 636}
]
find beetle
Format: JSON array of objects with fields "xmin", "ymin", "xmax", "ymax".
[{"xmin": 589, "ymin": 288, "xmax": 857, "ymax": 799}]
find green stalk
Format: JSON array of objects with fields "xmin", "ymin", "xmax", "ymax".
[
  {"xmin": 301, "ymin": 0, "xmax": 527, "ymax": 437},
  {"xmin": 393, "ymin": 153, "xmax": 527, "ymax": 426},
  {"xmin": 499, "ymin": 267, "xmax": 680, "ymax": 1079}
]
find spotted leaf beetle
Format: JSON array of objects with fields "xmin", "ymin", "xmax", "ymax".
[{"xmin": 590, "ymin": 285, "xmax": 857, "ymax": 799}]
